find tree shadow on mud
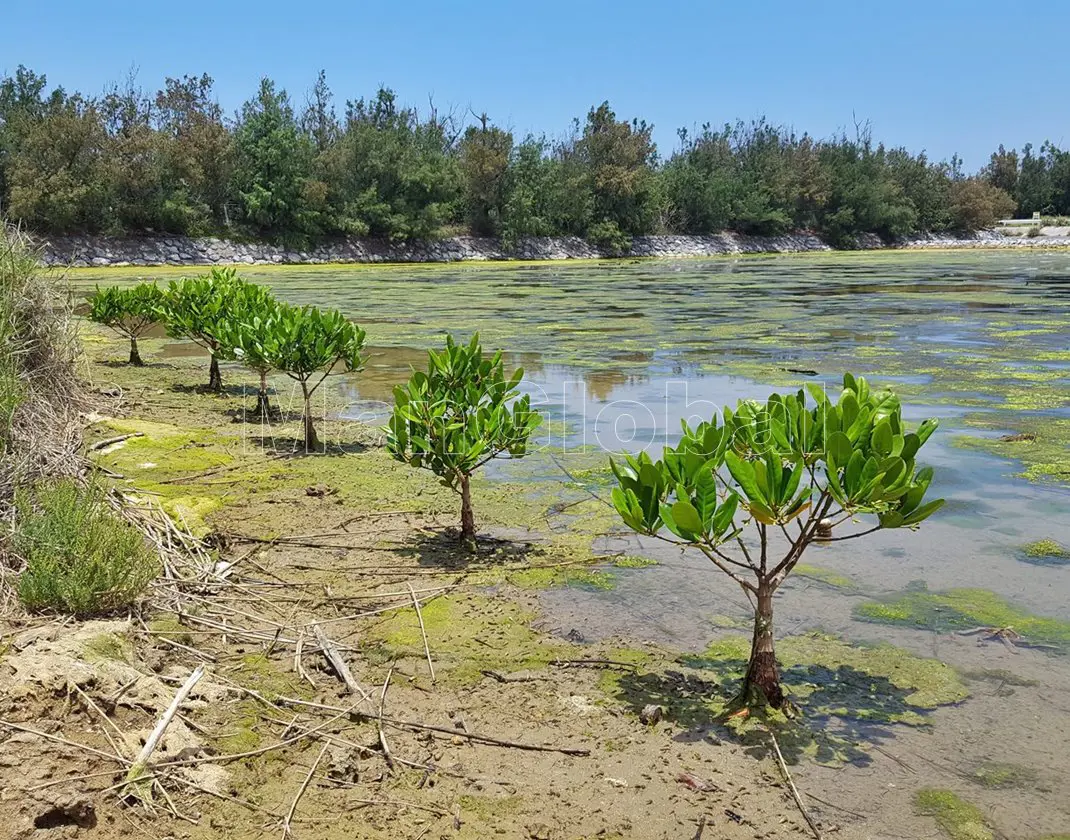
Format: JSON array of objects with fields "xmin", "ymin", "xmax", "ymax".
[
  {"xmin": 611, "ymin": 650, "xmax": 937, "ymax": 766},
  {"xmin": 246, "ymin": 435, "xmax": 368, "ymax": 457},
  {"xmin": 99, "ymin": 359, "xmax": 174, "ymax": 370},
  {"xmin": 397, "ymin": 528, "xmax": 545, "ymax": 570},
  {"xmin": 171, "ymin": 381, "xmax": 252, "ymax": 398}
]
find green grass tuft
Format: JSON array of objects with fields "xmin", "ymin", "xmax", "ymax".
[{"xmin": 14, "ymin": 479, "xmax": 158, "ymax": 616}]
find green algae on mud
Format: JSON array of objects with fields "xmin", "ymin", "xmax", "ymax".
[
  {"xmin": 600, "ymin": 633, "xmax": 965, "ymax": 729},
  {"xmin": 914, "ymin": 789, "xmax": 993, "ymax": 840},
  {"xmin": 594, "ymin": 633, "xmax": 967, "ymax": 767},
  {"xmin": 368, "ymin": 593, "xmax": 580, "ymax": 687},
  {"xmin": 855, "ymin": 584, "xmax": 1070, "ymax": 651}
]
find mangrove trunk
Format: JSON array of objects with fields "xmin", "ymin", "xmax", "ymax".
[
  {"xmin": 741, "ymin": 585, "xmax": 784, "ymax": 709},
  {"xmin": 301, "ymin": 382, "xmax": 319, "ymax": 451},
  {"xmin": 459, "ymin": 473, "xmax": 476, "ymax": 546},
  {"xmin": 128, "ymin": 337, "xmax": 143, "ymax": 366},
  {"xmin": 208, "ymin": 354, "xmax": 223, "ymax": 392},
  {"xmin": 255, "ymin": 370, "xmax": 273, "ymax": 420}
]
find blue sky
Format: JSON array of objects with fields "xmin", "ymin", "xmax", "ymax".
[{"xmin": 2, "ymin": 0, "xmax": 1066, "ymax": 168}]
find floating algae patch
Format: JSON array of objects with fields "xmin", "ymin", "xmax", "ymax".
[
  {"xmin": 1020, "ymin": 539, "xmax": 1070, "ymax": 566},
  {"xmin": 505, "ymin": 565, "xmax": 615, "ymax": 591},
  {"xmin": 970, "ymin": 762, "xmax": 1038, "ymax": 790},
  {"xmin": 855, "ymin": 585, "xmax": 1070, "ymax": 651},
  {"xmin": 611, "ymin": 555, "xmax": 658, "ymax": 569},
  {"xmin": 794, "ymin": 564, "xmax": 857, "ymax": 589},
  {"xmin": 954, "ymin": 415, "xmax": 1070, "ymax": 485},
  {"xmin": 914, "ymin": 789, "xmax": 993, "ymax": 840},
  {"xmin": 369, "ymin": 593, "xmax": 580, "ymax": 687}
]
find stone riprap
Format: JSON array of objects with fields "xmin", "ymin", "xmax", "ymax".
[{"xmin": 33, "ymin": 230, "xmax": 1070, "ymax": 268}]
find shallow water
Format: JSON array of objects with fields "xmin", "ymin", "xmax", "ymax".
[{"xmin": 73, "ymin": 252, "xmax": 1070, "ymax": 836}]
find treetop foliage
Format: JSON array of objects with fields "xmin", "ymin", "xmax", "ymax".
[{"xmin": 1, "ymin": 66, "xmax": 1053, "ymax": 246}]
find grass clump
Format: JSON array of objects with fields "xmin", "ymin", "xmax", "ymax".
[
  {"xmin": 914, "ymin": 789, "xmax": 993, "ymax": 840},
  {"xmin": 13, "ymin": 479, "xmax": 158, "ymax": 616}
]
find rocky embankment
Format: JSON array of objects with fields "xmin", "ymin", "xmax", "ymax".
[{"xmin": 35, "ymin": 229, "xmax": 1070, "ymax": 268}]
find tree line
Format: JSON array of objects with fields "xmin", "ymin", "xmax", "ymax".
[{"xmin": 1, "ymin": 66, "xmax": 1063, "ymax": 249}]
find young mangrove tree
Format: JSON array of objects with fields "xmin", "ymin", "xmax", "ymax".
[
  {"xmin": 249, "ymin": 302, "xmax": 366, "ymax": 450},
  {"xmin": 387, "ymin": 333, "xmax": 542, "ymax": 546},
  {"xmin": 88, "ymin": 283, "xmax": 164, "ymax": 366},
  {"xmin": 609, "ymin": 374, "xmax": 944, "ymax": 710},
  {"xmin": 161, "ymin": 268, "xmax": 272, "ymax": 391}
]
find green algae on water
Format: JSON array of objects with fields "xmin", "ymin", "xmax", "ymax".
[
  {"xmin": 855, "ymin": 584, "xmax": 1070, "ymax": 651},
  {"xmin": 914, "ymin": 789, "xmax": 993, "ymax": 840},
  {"xmin": 1020, "ymin": 539, "xmax": 1070, "ymax": 566},
  {"xmin": 793, "ymin": 564, "xmax": 856, "ymax": 589},
  {"xmin": 969, "ymin": 762, "xmax": 1037, "ymax": 789}
]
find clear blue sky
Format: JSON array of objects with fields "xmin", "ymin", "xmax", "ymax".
[{"xmin": 3, "ymin": 0, "xmax": 1066, "ymax": 168}]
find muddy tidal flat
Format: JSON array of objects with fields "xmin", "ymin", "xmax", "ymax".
[{"xmin": 11, "ymin": 251, "xmax": 1066, "ymax": 839}]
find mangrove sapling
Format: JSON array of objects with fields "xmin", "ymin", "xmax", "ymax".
[
  {"xmin": 386, "ymin": 333, "xmax": 542, "ymax": 547},
  {"xmin": 609, "ymin": 373, "xmax": 945, "ymax": 711},
  {"xmin": 159, "ymin": 268, "xmax": 273, "ymax": 391},
  {"xmin": 250, "ymin": 303, "xmax": 366, "ymax": 450},
  {"xmin": 88, "ymin": 283, "xmax": 165, "ymax": 366},
  {"xmin": 218, "ymin": 295, "xmax": 283, "ymax": 420}
]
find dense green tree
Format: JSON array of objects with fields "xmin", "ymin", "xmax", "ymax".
[
  {"xmin": 154, "ymin": 74, "xmax": 235, "ymax": 231},
  {"xmin": 232, "ymin": 78, "xmax": 326, "ymax": 240},
  {"xmin": 947, "ymin": 178, "xmax": 1016, "ymax": 231},
  {"xmin": 499, "ymin": 136, "xmax": 557, "ymax": 244},
  {"xmin": 984, "ymin": 145, "xmax": 1019, "ymax": 198},
  {"xmin": 816, "ymin": 134, "xmax": 918, "ymax": 245},
  {"xmin": 575, "ymin": 102, "xmax": 661, "ymax": 242},
  {"xmin": 458, "ymin": 115, "xmax": 513, "ymax": 235},
  {"xmin": 6, "ymin": 93, "xmax": 110, "ymax": 232},
  {"xmin": 327, "ymin": 87, "xmax": 461, "ymax": 240},
  {"xmin": 3, "ymin": 65, "xmax": 1066, "ymax": 241}
]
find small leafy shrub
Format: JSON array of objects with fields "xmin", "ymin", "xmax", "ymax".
[
  {"xmin": 88, "ymin": 283, "xmax": 164, "ymax": 365},
  {"xmin": 388, "ymin": 333, "xmax": 542, "ymax": 545},
  {"xmin": 239, "ymin": 302, "xmax": 366, "ymax": 449},
  {"xmin": 586, "ymin": 220, "xmax": 632, "ymax": 256},
  {"xmin": 14, "ymin": 479, "xmax": 157, "ymax": 615},
  {"xmin": 161, "ymin": 268, "xmax": 275, "ymax": 390},
  {"xmin": 1027, "ymin": 225, "xmax": 1042, "ymax": 238}
]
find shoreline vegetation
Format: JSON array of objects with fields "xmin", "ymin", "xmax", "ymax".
[{"xmin": 4, "ymin": 65, "xmax": 1070, "ymax": 256}]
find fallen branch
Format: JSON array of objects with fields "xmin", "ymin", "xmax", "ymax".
[
  {"xmin": 768, "ymin": 728, "xmax": 823, "ymax": 840},
  {"xmin": 311, "ymin": 624, "xmax": 372, "ymax": 705},
  {"xmin": 127, "ymin": 665, "xmax": 205, "ymax": 785},
  {"xmin": 88, "ymin": 432, "xmax": 144, "ymax": 452},
  {"xmin": 273, "ymin": 695, "xmax": 589, "ymax": 757},
  {"xmin": 0, "ymin": 719, "xmax": 128, "ymax": 765},
  {"xmin": 282, "ymin": 743, "xmax": 328, "ymax": 838},
  {"xmin": 409, "ymin": 583, "xmax": 436, "ymax": 684},
  {"xmin": 550, "ymin": 658, "xmax": 639, "ymax": 670},
  {"xmin": 481, "ymin": 670, "xmax": 549, "ymax": 684},
  {"xmin": 377, "ymin": 667, "xmax": 396, "ymax": 771}
]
